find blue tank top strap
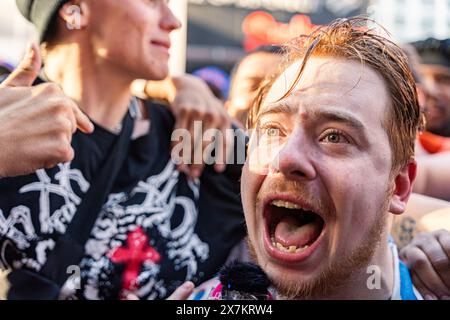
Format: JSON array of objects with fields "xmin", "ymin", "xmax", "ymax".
[{"xmin": 399, "ymin": 260, "xmax": 418, "ymax": 300}]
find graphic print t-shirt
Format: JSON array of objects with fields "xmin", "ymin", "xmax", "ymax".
[{"xmin": 0, "ymin": 101, "xmax": 246, "ymax": 300}]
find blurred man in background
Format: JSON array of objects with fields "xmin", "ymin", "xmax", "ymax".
[
  {"xmin": 413, "ymin": 38, "xmax": 450, "ymax": 138},
  {"xmin": 225, "ymin": 45, "xmax": 283, "ymax": 128}
]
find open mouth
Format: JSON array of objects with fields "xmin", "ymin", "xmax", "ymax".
[{"xmin": 263, "ymin": 198, "xmax": 325, "ymax": 263}]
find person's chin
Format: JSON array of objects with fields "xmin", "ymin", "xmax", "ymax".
[
  {"xmin": 152, "ymin": 70, "xmax": 169, "ymax": 81},
  {"xmin": 143, "ymin": 66, "xmax": 169, "ymax": 82},
  {"xmin": 256, "ymin": 249, "xmax": 329, "ymax": 300}
]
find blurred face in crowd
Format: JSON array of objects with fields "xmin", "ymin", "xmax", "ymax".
[
  {"xmin": 421, "ymin": 64, "xmax": 450, "ymax": 136},
  {"xmin": 226, "ymin": 52, "xmax": 282, "ymax": 126},
  {"xmin": 241, "ymin": 56, "xmax": 415, "ymax": 299},
  {"xmin": 61, "ymin": 0, "xmax": 180, "ymax": 81}
]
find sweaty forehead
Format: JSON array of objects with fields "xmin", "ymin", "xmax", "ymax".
[{"xmin": 261, "ymin": 56, "xmax": 390, "ymax": 117}]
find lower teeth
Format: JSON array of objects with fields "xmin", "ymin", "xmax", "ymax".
[
  {"xmin": 271, "ymin": 237, "xmax": 309, "ymax": 253},
  {"xmin": 295, "ymin": 245, "xmax": 308, "ymax": 253}
]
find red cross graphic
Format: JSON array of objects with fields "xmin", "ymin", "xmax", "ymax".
[{"xmin": 108, "ymin": 227, "xmax": 161, "ymax": 296}]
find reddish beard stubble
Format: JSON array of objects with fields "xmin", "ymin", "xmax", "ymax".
[{"xmin": 247, "ymin": 179, "xmax": 391, "ymax": 299}]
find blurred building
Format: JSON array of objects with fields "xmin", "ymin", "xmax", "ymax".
[
  {"xmin": 0, "ymin": 0, "xmax": 370, "ymax": 73},
  {"xmin": 186, "ymin": 0, "xmax": 369, "ymax": 72},
  {"xmin": 10, "ymin": 0, "xmax": 441, "ymax": 74},
  {"xmin": 369, "ymin": 0, "xmax": 450, "ymax": 42}
]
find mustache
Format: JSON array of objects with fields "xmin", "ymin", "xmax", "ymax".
[{"xmin": 256, "ymin": 178, "xmax": 336, "ymax": 220}]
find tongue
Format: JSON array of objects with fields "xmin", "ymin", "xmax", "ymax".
[{"xmin": 274, "ymin": 215, "xmax": 321, "ymax": 248}]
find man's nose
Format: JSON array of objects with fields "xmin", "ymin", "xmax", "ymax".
[
  {"xmin": 161, "ymin": 3, "xmax": 182, "ymax": 32},
  {"xmin": 270, "ymin": 129, "xmax": 316, "ymax": 181}
]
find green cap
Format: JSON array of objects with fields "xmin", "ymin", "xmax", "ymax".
[{"xmin": 16, "ymin": 0, "xmax": 70, "ymax": 43}]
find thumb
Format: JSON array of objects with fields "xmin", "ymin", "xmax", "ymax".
[
  {"xmin": 2, "ymin": 43, "xmax": 42, "ymax": 87},
  {"xmin": 166, "ymin": 281, "xmax": 195, "ymax": 300}
]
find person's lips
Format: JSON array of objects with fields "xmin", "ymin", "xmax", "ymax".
[
  {"xmin": 261, "ymin": 195, "xmax": 326, "ymax": 264},
  {"xmin": 150, "ymin": 39, "xmax": 171, "ymax": 53}
]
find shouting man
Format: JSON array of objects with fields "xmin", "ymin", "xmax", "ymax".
[{"xmin": 241, "ymin": 18, "xmax": 425, "ymax": 300}]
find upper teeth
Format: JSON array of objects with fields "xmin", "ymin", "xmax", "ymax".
[{"xmin": 271, "ymin": 200, "xmax": 301, "ymax": 209}]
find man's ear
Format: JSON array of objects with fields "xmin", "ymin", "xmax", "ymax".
[
  {"xmin": 59, "ymin": 1, "xmax": 89, "ymax": 30},
  {"xmin": 389, "ymin": 159, "xmax": 417, "ymax": 215}
]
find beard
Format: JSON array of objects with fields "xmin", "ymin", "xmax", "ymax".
[{"xmin": 247, "ymin": 194, "xmax": 390, "ymax": 300}]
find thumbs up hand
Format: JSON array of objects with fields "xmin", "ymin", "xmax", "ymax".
[
  {"xmin": 1, "ymin": 43, "xmax": 42, "ymax": 87},
  {"xmin": 0, "ymin": 44, "xmax": 94, "ymax": 178}
]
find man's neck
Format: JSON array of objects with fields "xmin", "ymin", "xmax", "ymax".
[{"xmin": 44, "ymin": 43, "xmax": 133, "ymax": 132}]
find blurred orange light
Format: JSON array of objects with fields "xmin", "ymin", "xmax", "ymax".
[{"xmin": 242, "ymin": 11, "xmax": 319, "ymax": 51}]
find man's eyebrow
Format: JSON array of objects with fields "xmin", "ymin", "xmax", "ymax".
[
  {"xmin": 257, "ymin": 103, "xmax": 366, "ymax": 131},
  {"xmin": 309, "ymin": 108, "xmax": 365, "ymax": 130},
  {"xmin": 257, "ymin": 101, "xmax": 297, "ymax": 120}
]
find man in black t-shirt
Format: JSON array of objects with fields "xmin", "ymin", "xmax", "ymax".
[{"xmin": 0, "ymin": 0, "xmax": 246, "ymax": 299}]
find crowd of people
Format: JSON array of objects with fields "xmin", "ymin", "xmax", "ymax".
[{"xmin": 0, "ymin": 0, "xmax": 449, "ymax": 300}]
